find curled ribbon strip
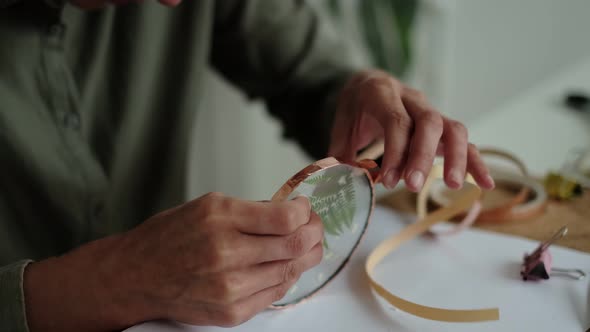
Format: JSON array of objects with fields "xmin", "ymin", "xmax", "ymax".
[
  {"xmin": 418, "ymin": 167, "xmax": 483, "ymax": 236},
  {"xmin": 428, "ymin": 148, "xmax": 547, "ymax": 223},
  {"xmin": 365, "ymin": 164, "xmax": 500, "ymax": 322}
]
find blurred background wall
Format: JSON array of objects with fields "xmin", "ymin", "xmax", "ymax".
[{"xmin": 187, "ymin": 0, "xmax": 590, "ymax": 201}]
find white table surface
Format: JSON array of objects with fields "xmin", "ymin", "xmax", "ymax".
[
  {"xmin": 129, "ymin": 206, "xmax": 590, "ymax": 332},
  {"xmin": 129, "ymin": 58, "xmax": 590, "ymax": 331}
]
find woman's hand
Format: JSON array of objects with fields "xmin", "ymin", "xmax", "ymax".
[
  {"xmin": 329, "ymin": 69, "xmax": 495, "ymax": 192},
  {"xmin": 25, "ymin": 194, "xmax": 322, "ymax": 331}
]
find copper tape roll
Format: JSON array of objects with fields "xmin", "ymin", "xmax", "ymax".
[
  {"xmin": 479, "ymin": 170, "xmax": 548, "ymax": 221},
  {"xmin": 475, "ymin": 148, "xmax": 531, "ymax": 222}
]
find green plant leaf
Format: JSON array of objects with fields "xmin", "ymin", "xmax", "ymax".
[{"xmin": 304, "ymin": 167, "xmax": 357, "ymax": 248}]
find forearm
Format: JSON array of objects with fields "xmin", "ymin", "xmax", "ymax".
[
  {"xmin": 266, "ymin": 71, "xmax": 355, "ymax": 160},
  {"xmin": 24, "ymin": 233, "xmax": 155, "ymax": 332},
  {"xmin": 212, "ymin": 0, "xmax": 365, "ymax": 160}
]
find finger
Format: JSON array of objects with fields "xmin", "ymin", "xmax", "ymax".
[
  {"xmin": 435, "ymin": 142, "xmax": 445, "ymax": 156},
  {"xmin": 402, "ymin": 111, "xmax": 443, "ymax": 192},
  {"xmin": 246, "ymin": 211, "xmax": 323, "ymax": 264},
  {"xmin": 441, "ymin": 118, "xmax": 469, "ymax": 189},
  {"xmin": 351, "ymin": 112, "xmax": 384, "ymax": 155},
  {"xmin": 466, "ymin": 143, "xmax": 495, "ymax": 189},
  {"xmin": 197, "ymin": 243, "xmax": 323, "ymax": 305},
  {"xmin": 377, "ymin": 99, "xmax": 413, "ymax": 189},
  {"xmin": 232, "ymin": 196, "xmax": 312, "ymax": 235},
  {"xmin": 220, "ymin": 242, "xmax": 324, "ymax": 326},
  {"xmin": 216, "ymin": 209, "xmax": 321, "ymax": 270},
  {"xmin": 213, "ymin": 276, "xmax": 300, "ymax": 327}
]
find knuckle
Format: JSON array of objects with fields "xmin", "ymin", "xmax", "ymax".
[
  {"xmin": 218, "ymin": 196, "xmax": 236, "ymax": 212},
  {"xmin": 405, "ymin": 87, "xmax": 427, "ymax": 100},
  {"xmin": 447, "ymin": 120, "xmax": 468, "ymax": 137},
  {"xmin": 418, "ymin": 111, "xmax": 443, "ymax": 129},
  {"xmin": 360, "ymin": 73, "xmax": 389, "ymax": 88},
  {"xmin": 276, "ymin": 206, "xmax": 303, "ymax": 233},
  {"xmin": 358, "ymin": 76, "xmax": 399, "ymax": 99},
  {"xmin": 280, "ymin": 261, "xmax": 301, "ymax": 283},
  {"xmin": 283, "ymin": 207, "xmax": 299, "ymax": 229},
  {"xmin": 202, "ymin": 237, "xmax": 226, "ymax": 271},
  {"xmin": 218, "ymin": 305, "xmax": 246, "ymax": 327},
  {"xmin": 197, "ymin": 193, "xmax": 224, "ymax": 220},
  {"xmin": 285, "ymin": 230, "xmax": 308, "ymax": 257},
  {"xmin": 272, "ymin": 284, "xmax": 291, "ymax": 302},
  {"xmin": 384, "ymin": 111, "xmax": 412, "ymax": 131},
  {"xmin": 203, "ymin": 191, "xmax": 224, "ymax": 202},
  {"xmin": 213, "ymin": 273, "xmax": 239, "ymax": 304}
]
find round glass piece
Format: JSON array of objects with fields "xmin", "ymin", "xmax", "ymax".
[{"xmin": 271, "ymin": 158, "xmax": 374, "ymax": 307}]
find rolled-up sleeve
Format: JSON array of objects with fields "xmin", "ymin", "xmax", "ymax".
[
  {"xmin": 211, "ymin": 0, "xmax": 365, "ymax": 159},
  {"xmin": 0, "ymin": 260, "xmax": 33, "ymax": 332}
]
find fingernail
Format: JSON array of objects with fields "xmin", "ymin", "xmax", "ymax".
[
  {"xmin": 383, "ymin": 169, "xmax": 399, "ymax": 189},
  {"xmin": 407, "ymin": 170, "xmax": 425, "ymax": 191},
  {"xmin": 485, "ymin": 175, "xmax": 495, "ymax": 189},
  {"xmin": 448, "ymin": 169, "xmax": 463, "ymax": 189}
]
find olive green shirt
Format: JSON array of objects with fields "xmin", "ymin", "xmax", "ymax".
[{"xmin": 0, "ymin": 1, "xmax": 361, "ymax": 330}]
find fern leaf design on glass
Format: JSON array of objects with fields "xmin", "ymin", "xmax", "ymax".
[{"xmin": 304, "ymin": 166, "xmax": 357, "ymax": 249}]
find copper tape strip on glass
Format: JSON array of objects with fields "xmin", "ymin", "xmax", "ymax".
[{"xmin": 366, "ymin": 164, "xmax": 500, "ymax": 322}]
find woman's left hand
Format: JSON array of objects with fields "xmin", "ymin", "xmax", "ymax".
[{"xmin": 329, "ymin": 69, "xmax": 495, "ymax": 192}]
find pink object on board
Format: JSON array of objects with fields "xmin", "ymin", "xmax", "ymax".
[
  {"xmin": 521, "ymin": 226, "xmax": 567, "ymax": 281},
  {"xmin": 521, "ymin": 247, "xmax": 553, "ymax": 281}
]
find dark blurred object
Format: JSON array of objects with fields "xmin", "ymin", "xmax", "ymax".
[{"xmin": 564, "ymin": 91, "xmax": 590, "ymax": 111}]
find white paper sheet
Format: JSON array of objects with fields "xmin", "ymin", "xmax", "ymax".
[{"xmin": 127, "ymin": 206, "xmax": 590, "ymax": 332}]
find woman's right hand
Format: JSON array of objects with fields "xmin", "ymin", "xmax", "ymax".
[{"xmin": 25, "ymin": 193, "xmax": 323, "ymax": 331}]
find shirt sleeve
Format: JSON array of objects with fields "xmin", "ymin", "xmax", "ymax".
[
  {"xmin": 0, "ymin": 260, "xmax": 33, "ymax": 332},
  {"xmin": 211, "ymin": 0, "xmax": 366, "ymax": 160}
]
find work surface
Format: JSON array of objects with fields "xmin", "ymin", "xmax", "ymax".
[
  {"xmin": 129, "ymin": 206, "xmax": 590, "ymax": 332},
  {"xmin": 449, "ymin": 55, "xmax": 590, "ymax": 253},
  {"xmin": 130, "ymin": 52, "xmax": 590, "ymax": 332}
]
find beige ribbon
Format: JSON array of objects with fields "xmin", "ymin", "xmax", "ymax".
[{"xmin": 365, "ymin": 164, "xmax": 500, "ymax": 322}]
